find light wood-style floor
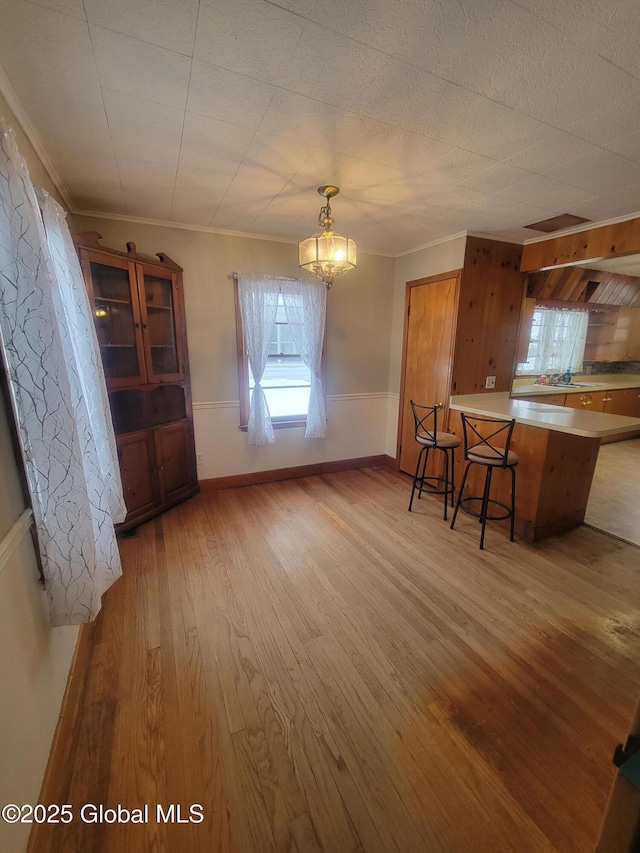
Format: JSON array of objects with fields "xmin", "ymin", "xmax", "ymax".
[
  {"xmin": 585, "ymin": 437, "xmax": 640, "ymax": 546},
  {"xmin": 32, "ymin": 467, "xmax": 640, "ymax": 852}
]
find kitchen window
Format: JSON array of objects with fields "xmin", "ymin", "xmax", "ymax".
[{"xmin": 517, "ymin": 307, "xmax": 588, "ymax": 376}]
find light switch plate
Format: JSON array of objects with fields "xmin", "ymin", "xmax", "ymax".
[{"xmin": 485, "ymin": 375, "xmax": 496, "ymax": 389}]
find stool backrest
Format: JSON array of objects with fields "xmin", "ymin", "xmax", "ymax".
[
  {"xmin": 410, "ymin": 401, "xmax": 439, "ymax": 443},
  {"xmin": 461, "ymin": 413, "xmax": 515, "ymax": 468}
]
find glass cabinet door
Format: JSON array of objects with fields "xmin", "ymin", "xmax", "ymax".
[
  {"xmin": 83, "ymin": 252, "xmax": 146, "ymax": 387},
  {"xmin": 138, "ymin": 266, "xmax": 183, "ymax": 382}
]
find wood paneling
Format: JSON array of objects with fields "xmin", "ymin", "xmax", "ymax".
[
  {"xmin": 448, "ymin": 411, "xmax": 600, "ymax": 541},
  {"xmin": 30, "ymin": 469, "xmax": 640, "ymax": 852},
  {"xmin": 521, "ymin": 218, "xmax": 640, "ymax": 272},
  {"xmin": 452, "ymin": 237, "xmax": 525, "ymax": 395},
  {"xmin": 527, "ymin": 269, "xmax": 640, "ymax": 307}
]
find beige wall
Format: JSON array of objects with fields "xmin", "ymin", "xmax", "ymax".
[
  {"xmin": 0, "ymin": 89, "xmax": 80, "ymax": 853},
  {"xmin": 73, "ymin": 215, "xmax": 396, "ymax": 477}
]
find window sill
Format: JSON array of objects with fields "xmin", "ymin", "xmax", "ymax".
[{"xmin": 240, "ymin": 417, "xmax": 307, "ymax": 432}]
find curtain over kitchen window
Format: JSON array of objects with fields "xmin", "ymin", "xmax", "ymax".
[
  {"xmin": 518, "ymin": 307, "xmax": 589, "ymax": 376},
  {"xmin": 0, "ymin": 121, "xmax": 126, "ymax": 626}
]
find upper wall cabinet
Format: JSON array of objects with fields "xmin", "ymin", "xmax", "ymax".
[{"xmin": 79, "ymin": 247, "xmax": 184, "ymax": 388}]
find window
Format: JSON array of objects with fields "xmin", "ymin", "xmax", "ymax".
[
  {"xmin": 248, "ymin": 294, "xmax": 313, "ymax": 420},
  {"xmin": 235, "ymin": 275, "xmax": 327, "ymax": 444},
  {"xmin": 517, "ymin": 307, "xmax": 589, "ymax": 376}
]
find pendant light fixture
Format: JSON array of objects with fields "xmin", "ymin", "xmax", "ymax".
[{"xmin": 298, "ymin": 185, "xmax": 356, "ymax": 289}]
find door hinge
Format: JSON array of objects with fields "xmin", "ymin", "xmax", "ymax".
[{"xmin": 407, "ymin": 304, "xmax": 411, "ymax": 317}]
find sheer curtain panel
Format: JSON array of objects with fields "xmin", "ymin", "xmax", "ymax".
[
  {"xmin": 281, "ymin": 278, "xmax": 327, "ymax": 438},
  {"xmin": 0, "ymin": 121, "xmax": 126, "ymax": 626},
  {"xmin": 238, "ymin": 275, "xmax": 279, "ymax": 445}
]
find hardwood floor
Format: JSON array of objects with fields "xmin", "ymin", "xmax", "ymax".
[
  {"xmin": 31, "ymin": 467, "xmax": 640, "ymax": 852},
  {"xmin": 585, "ymin": 437, "xmax": 640, "ymax": 546}
]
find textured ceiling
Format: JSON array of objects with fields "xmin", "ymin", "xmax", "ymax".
[{"xmin": 2, "ymin": 0, "xmax": 640, "ymax": 254}]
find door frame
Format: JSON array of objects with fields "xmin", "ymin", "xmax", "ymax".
[{"xmin": 396, "ymin": 269, "xmax": 461, "ymax": 467}]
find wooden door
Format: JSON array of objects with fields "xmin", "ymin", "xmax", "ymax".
[
  {"xmin": 398, "ymin": 274, "xmax": 459, "ymax": 476},
  {"xmin": 594, "ymin": 692, "xmax": 640, "ymax": 852},
  {"xmin": 80, "ymin": 249, "xmax": 147, "ymax": 388},
  {"xmin": 116, "ymin": 430, "xmax": 157, "ymax": 517},
  {"xmin": 154, "ymin": 420, "xmax": 194, "ymax": 503}
]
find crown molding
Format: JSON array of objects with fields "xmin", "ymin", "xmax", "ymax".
[
  {"xmin": 0, "ymin": 63, "xmax": 74, "ymax": 210},
  {"xmin": 392, "ymin": 231, "xmax": 468, "ymax": 258}
]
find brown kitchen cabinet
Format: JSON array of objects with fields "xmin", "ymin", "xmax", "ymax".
[
  {"xmin": 74, "ymin": 232, "xmax": 198, "ymax": 533},
  {"xmin": 602, "ymin": 387, "xmax": 640, "ymax": 417},
  {"xmin": 563, "ymin": 391, "xmax": 607, "ymax": 412},
  {"xmin": 518, "ymin": 392, "xmax": 567, "ymax": 406}
]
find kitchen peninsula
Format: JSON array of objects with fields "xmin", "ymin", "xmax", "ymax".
[{"xmin": 448, "ymin": 391, "xmax": 640, "ymax": 542}]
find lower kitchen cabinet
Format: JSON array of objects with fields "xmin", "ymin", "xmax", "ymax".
[
  {"xmin": 117, "ymin": 430, "xmax": 158, "ymax": 518},
  {"xmin": 603, "ymin": 387, "xmax": 640, "ymax": 417},
  {"xmin": 116, "ymin": 418, "xmax": 198, "ymax": 532},
  {"xmin": 154, "ymin": 420, "xmax": 196, "ymax": 504}
]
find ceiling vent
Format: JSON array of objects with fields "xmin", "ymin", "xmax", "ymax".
[{"xmin": 524, "ymin": 213, "xmax": 592, "ymax": 233}]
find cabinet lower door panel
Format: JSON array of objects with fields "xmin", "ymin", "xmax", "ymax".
[
  {"xmin": 117, "ymin": 431, "xmax": 157, "ymax": 516},
  {"xmin": 154, "ymin": 420, "xmax": 194, "ymax": 503}
]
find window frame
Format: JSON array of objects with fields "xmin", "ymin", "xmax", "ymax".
[{"xmin": 234, "ymin": 279, "xmax": 327, "ymax": 431}]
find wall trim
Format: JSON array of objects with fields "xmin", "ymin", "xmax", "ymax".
[
  {"xmin": 27, "ymin": 623, "xmax": 90, "ymax": 853},
  {"xmin": 0, "ymin": 508, "xmax": 33, "ymax": 573},
  {"xmin": 193, "ymin": 392, "xmax": 394, "ymax": 411},
  {"xmin": 199, "ymin": 454, "xmax": 388, "ymax": 491},
  {"xmin": 393, "ymin": 231, "xmax": 468, "ymax": 258},
  {"xmin": 193, "ymin": 400, "xmax": 240, "ymax": 411},
  {"xmin": 326, "ymin": 392, "xmax": 390, "ymax": 402},
  {"xmin": 0, "ymin": 64, "xmax": 73, "ymax": 209}
]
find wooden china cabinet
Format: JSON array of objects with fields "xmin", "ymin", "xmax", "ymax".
[{"xmin": 73, "ymin": 232, "xmax": 198, "ymax": 533}]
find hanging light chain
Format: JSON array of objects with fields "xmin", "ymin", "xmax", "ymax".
[{"xmin": 318, "ymin": 198, "xmax": 334, "ymax": 230}]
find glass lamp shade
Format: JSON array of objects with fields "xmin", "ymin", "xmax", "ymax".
[{"xmin": 298, "ymin": 230, "xmax": 356, "ymax": 285}]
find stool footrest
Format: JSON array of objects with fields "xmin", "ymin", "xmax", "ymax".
[
  {"xmin": 415, "ymin": 475, "xmax": 451, "ymax": 498},
  {"xmin": 459, "ymin": 496, "xmax": 512, "ymax": 522}
]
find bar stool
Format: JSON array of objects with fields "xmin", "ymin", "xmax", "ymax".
[
  {"xmin": 450, "ymin": 414, "xmax": 518, "ymax": 549},
  {"xmin": 408, "ymin": 402, "xmax": 461, "ymax": 520}
]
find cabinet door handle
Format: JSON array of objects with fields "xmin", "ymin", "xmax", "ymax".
[{"xmin": 134, "ymin": 322, "xmax": 141, "ymax": 329}]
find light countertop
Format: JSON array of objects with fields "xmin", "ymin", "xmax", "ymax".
[
  {"xmin": 450, "ymin": 392, "xmax": 640, "ymax": 438},
  {"xmin": 511, "ymin": 374, "xmax": 640, "ymax": 397}
]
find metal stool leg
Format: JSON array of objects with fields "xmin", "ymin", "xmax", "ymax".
[
  {"xmin": 417, "ymin": 447, "xmax": 430, "ymax": 500},
  {"xmin": 479, "ymin": 466, "xmax": 493, "ymax": 550},
  {"xmin": 450, "ymin": 461, "xmax": 472, "ymax": 530},
  {"xmin": 509, "ymin": 465, "xmax": 516, "ymax": 542},
  {"xmin": 442, "ymin": 447, "xmax": 449, "ymax": 521},
  {"xmin": 408, "ymin": 446, "xmax": 426, "ymax": 511},
  {"xmin": 449, "ymin": 448, "xmax": 456, "ymax": 507}
]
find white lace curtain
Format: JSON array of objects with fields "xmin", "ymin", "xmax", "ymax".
[
  {"xmin": 280, "ymin": 278, "xmax": 327, "ymax": 439},
  {"xmin": 519, "ymin": 307, "xmax": 589, "ymax": 376},
  {"xmin": 238, "ymin": 274, "xmax": 327, "ymax": 445},
  {"xmin": 0, "ymin": 121, "xmax": 126, "ymax": 626}
]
